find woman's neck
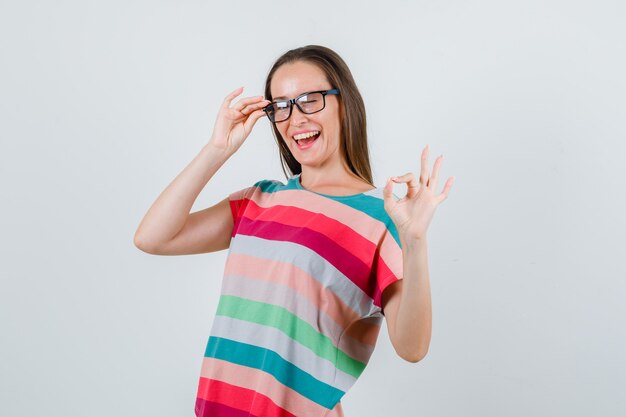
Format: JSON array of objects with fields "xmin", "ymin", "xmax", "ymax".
[{"xmin": 299, "ymin": 164, "xmax": 373, "ymax": 194}]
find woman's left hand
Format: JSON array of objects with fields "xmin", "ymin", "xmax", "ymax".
[{"xmin": 383, "ymin": 144, "xmax": 455, "ymax": 241}]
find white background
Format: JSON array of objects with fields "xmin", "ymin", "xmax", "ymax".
[{"xmin": 1, "ymin": 0, "xmax": 625, "ymax": 416}]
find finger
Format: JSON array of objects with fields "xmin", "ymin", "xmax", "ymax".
[
  {"xmin": 429, "ymin": 155, "xmax": 443, "ymax": 190},
  {"xmin": 437, "ymin": 176, "xmax": 455, "ymax": 203},
  {"xmin": 222, "ymin": 86, "xmax": 244, "ymax": 109},
  {"xmin": 242, "ymin": 108, "xmax": 268, "ymax": 133},
  {"xmin": 240, "ymin": 99, "xmax": 271, "ymax": 116},
  {"xmin": 420, "ymin": 144, "xmax": 430, "ymax": 186},
  {"xmin": 233, "ymin": 95, "xmax": 269, "ymax": 112},
  {"xmin": 382, "ymin": 177, "xmax": 397, "ymax": 213},
  {"xmin": 392, "ymin": 172, "xmax": 420, "ymax": 198}
]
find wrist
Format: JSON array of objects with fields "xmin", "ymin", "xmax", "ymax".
[
  {"xmin": 400, "ymin": 234, "xmax": 427, "ymax": 250},
  {"xmin": 204, "ymin": 141, "xmax": 234, "ymax": 160}
]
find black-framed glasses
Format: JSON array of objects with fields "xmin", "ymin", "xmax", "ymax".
[{"xmin": 263, "ymin": 89, "xmax": 340, "ymax": 123}]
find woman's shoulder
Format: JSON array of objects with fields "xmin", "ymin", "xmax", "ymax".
[{"xmin": 251, "ymin": 177, "xmax": 290, "ymax": 191}]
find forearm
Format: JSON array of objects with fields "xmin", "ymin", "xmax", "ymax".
[
  {"xmin": 394, "ymin": 237, "xmax": 432, "ymax": 361},
  {"xmin": 134, "ymin": 142, "xmax": 231, "ymax": 247}
]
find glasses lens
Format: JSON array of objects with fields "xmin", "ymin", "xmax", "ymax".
[
  {"xmin": 296, "ymin": 92, "xmax": 324, "ymax": 114},
  {"xmin": 266, "ymin": 101, "xmax": 290, "ymax": 123}
]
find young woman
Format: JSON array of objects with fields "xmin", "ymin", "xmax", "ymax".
[{"xmin": 134, "ymin": 45, "xmax": 454, "ymax": 417}]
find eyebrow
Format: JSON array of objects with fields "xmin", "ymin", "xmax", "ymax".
[{"xmin": 272, "ymin": 90, "xmax": 322, "ymax": 101}]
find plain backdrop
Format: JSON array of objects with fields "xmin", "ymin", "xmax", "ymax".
[{"xmin": 1, "ymin": 0, "xmax": 625, "ymax": 416}]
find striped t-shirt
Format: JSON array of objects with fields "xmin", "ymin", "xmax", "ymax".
[{"xmin": 195, "ymin": 173, "xmax": 403, "ymax": 417}]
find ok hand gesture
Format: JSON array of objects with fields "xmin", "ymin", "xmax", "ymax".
[{"xmin": 383, "ymin": 145, "xmax": 455, "ymax": 241}]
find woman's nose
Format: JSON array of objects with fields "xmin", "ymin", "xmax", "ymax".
[{"xmin": 289, "ymin": 104, "xmax": 309, "ymax": 125}]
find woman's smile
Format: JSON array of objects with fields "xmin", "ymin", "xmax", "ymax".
[{"xmin": 293, "ymin": 130, "xmax": 321, "ymax": 150}]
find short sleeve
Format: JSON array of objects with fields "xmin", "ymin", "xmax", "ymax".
[
  {"xmin": 372, "ymin": 213, "xmax": 404, "ymax": 315},
  {"xmin": 227, "ymin": 182, "xmax": 260, "ymax": 237}
]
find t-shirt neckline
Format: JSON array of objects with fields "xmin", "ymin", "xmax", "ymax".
[{"xmin": 292, "ymin": 173, "xmax": 377, "ymax": 200}]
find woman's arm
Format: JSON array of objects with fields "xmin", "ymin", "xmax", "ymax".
[
  {"xmin": 382, "ymin": 237, "xmax": 432, "ymax": 362},
  {"xmin": 133, "ymin": 87, "xmax": 269, "ymax": 255},
  {"xmin": 381, "ymin": 144, "xmax": 454, "ymax": 362},
  {"xmin": 133, "ymin": 143, "xmax": 232, "ymax": 255}
]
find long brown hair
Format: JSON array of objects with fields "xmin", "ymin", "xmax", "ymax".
[{"xmin": 264, "ymin": 45, "xmax": 373, "ymax": 185}]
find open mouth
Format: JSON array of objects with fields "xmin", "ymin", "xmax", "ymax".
[{"xmin": 293, "ymin": 131, "xmax": 321, "ymax": 148}]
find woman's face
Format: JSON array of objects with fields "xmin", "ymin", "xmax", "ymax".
[{"xmin": 270, "ymin": 61, "xmax": 343, "ymax": 170}]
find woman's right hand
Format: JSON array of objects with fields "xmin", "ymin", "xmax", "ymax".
[{"xmin": 207, "ymin": 86, "xmax": 270, "ymax": 154}]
